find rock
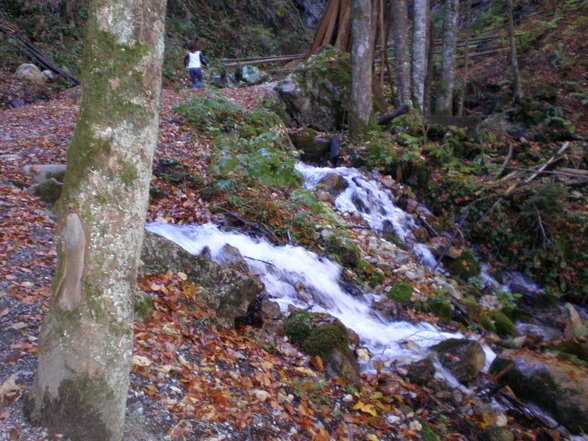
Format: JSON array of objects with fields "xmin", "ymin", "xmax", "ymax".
[
  {"xmin": 265, "ymin": 47, "xmax": 351, "ymax": 131},
  {"xmin": 141, "ymin": 231, "xmax": 264, "ymax": 327},
  {"xmin": 216, "ymin": 244, "xmax": 249, "ymax": 272},
  {"xmin": 134, "ymin": 291, "xmax": 154, "ymax": 322},
  {"xmin": 407, "ymin": 357, "xmax": 435, "ymax": 385},
  {"xmin": 318, "ymin": 173, "xmax": 348, "ymax": 198},
  {"xmin": 490, "ymin": 350, "xmax": 588, "ymax": 433},
  {"xmin": 432, "ymin": 339, "xmax": 485, "ymax": 383},
  {"xmin": 23, "ymin": 164, "xmax": 67, "ymax": 184},
  {"xmin": 25, "ymin": 178, "xmax": 63, "ymax": 203},
  {"xmin": 16, "ymin": 63, "xmax": 46, "ymax": 85},
  {"xmin": 515, "ymin": 322, "xmax": 563, "ymax": 342},
  {"xmin": 478, "ymin": 425, "xmax": 514, "ymax": 441},
  {"xmin": 428, "ymin": 237, "xmax": 462, "ymax": 259},
  {"xmin": 0, "ymin": 154, "xmax": 21, "ymax": 160},
  {"xmin": 42, "ymin": 70, "xmax": 55, "ymax": 82},
  {"xmin": 291, "ymin": 129, "xmax": 332, "ymax": 162},
  {"xmin": 413, "ymin": 227, "xmax": 429, "ymax": 243},
  {"xmin": 324, "ymin": 347, "xmax": 361, "ymax": 389},
  {"xmin": 563, "ymin": 303, "xmax": 587, "ymax": 338}
]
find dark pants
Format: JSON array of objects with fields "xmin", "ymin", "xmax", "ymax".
[{"xmin": 188, "ymin": 68, "xmax": 202, "ymax": 89}]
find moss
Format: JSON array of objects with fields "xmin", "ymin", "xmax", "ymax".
[
  {"xmin": 284, "ymin": 310, "xmax": 315, "ymax": 346},
  {"xmin": 460, "ymin": 297, "xmax": 495, "ymax": 331},
  {"xmin": 421, "ymin": 420, "xmax": 441, "ymax": 441},
  {"xmin": 325, "ymin": 236, "xmax": 361, "ymax": 269},
  {"xmin": 134, "ymin": 291, "xmax": 153, "ymax": 322},
  {"xmin": 357, "ymin": 260, "xmax": 385, "ymax": 288},
  {"xmin": 490, "ymin": 310, "xmax": 515, "ymax": 336},
  {"xmin": 387, "ymin": 280, "xmax": 414, "ymax": 304},
  {"xmin": 446, "ymin": 249, "xmax": 480, "ymax": 281},
  {"xmin": 428, "ymin": 297, "xmax": 453, "ymax": 323},
  {"xmin": 302, "ymin": 321, "xmax": 350, "ymax": 358}
]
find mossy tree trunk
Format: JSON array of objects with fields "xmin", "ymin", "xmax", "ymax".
[
  {"xmin": 435, "ymin": 0, "xmax": 460, "ymax": 116},
  {"xmin": 391, "ymin": 0, "xmax": 411, "ymax": 105},
  {"xmin": 25, "ymin": 1, "xmax": 166, "ymax": 440},
  {"xmin": 350, "ymin": 0, "xmax": 373, "ymax": 139}
]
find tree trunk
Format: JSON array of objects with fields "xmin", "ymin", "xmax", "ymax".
[
  {"xmin": 506, "ymin": 0, "xmax": 523, "ymax": 103},
  {"xmin": 350, "ymin": 0, "xmax": 373, "ymax": 138},
  {"xmin": 392, "ymin": 0, "xmax": 411, "ymax": 105},
  {"xmin": 411, "ymin": 0, "xmax": 429, "ymax": 110},
  {"xmin": 435, "ymin": 0, "xmax": 460, "ymax": 116},
  {"xmin": 457, "ymin": 0, "xmax": 472, "ymax": 116},
  {"xmin": 25, "ymin": 1, "xmax": 166, "ymax": 440}
]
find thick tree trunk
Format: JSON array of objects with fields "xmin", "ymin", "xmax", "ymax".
[
  {"xmin": 25, "ymin": 1, "xmax": 166, "ymax": 440},
  {"xmin": 435, "ymin": 0, "xmax": 460, "ymax": 116},
  {"xmin": 392, "ymin": 0, "xmax": 411, "ymax": 105},
  {"xmin": 350, "ymin": 0, "xmax": 373, "ymax": 138},
  {"xmin": 411, "ymin": 0, "xmax": 429, "ymax": 110},
  {"xmin": 506, "ymin": 0, "xmax": 523, "ymax": 103}
]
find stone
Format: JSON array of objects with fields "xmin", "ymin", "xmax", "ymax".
[
  {"xmin": 478, "ymin": 425, "xmax": 514, "ymax": 441},
  {"xmin": 563, "ymin": 303, "xmax": 587, "ymax": 338},
  {"xmin": 318, "ymin": 173, "xmax": 348, "ymax": 198},
  {"xmin": 407, "ymin": 357, "xmax": 435, "ymax": 385},
  {"xmin": 25, "ymin": 178, "xmax": 63, "ymax": 204},
  {"xmin": 428, "ymin": 237, "xmax": 462, "ymax": 259},
  {"xmin": 141, "ymin": 231, "xmax": 264, "ymax": 327},
  {"xmin": 432, "ymin": 338, "xmax": 485, "ymax": 383},
  {"xmin": 490, "ymin": 350, "xmax": 588, "ymax": 433},
  {"xmin": 413, "ymin": 227, "xmax": 429, "ymax": 243},
  {"xmin": 23, "ymin": 164, "xmax": 67, "ymax": 184},
  {"xmin": 216, "ymin": 244, "xmax": 249, "ymax": 272},
  {"xmin": 16, "ymin": 63, "xmax": 46, "ymax": 85},
  {"xmin": 42, "ymin": 70, "xmax": 55, "ymax": 82},
  {"xmin": 324, "ymin": 347, "xmax": 361, "ymax": 389}
]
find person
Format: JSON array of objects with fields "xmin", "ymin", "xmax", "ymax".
[{"xmin": 184, "ymin": 42, "xmax": 208, "ymax": 89}]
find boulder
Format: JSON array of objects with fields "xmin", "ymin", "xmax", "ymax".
[
  {"xmin": 562, "ymin": 303, "xmax": 587, "ymax": 338},
  {"xmin": 16, "ymin": 64, "xmax": 46, "ymax": 85},
  {"xmin": 490, "ymin": 350, "xmax": 588, "ymax": 433},
  {"xmin": 23, "ymin": 164, "xmax": 67, "ymax": 184},
  {"xmin": 265, "ymin": 47, "xmax": 351, "ymax": 131},
  {"xmin": 478, "ymin": 425, "xmax": 514, "ymax": 441},
  {"xmin": 216, "ymin": 244, "xmax": 249, "ymax": 272},
  {"xmin": 318, "ymin": 173, "xmax": 348, "ymax": 198},
  {"xmin": 407, "ymin": 357, "xmax": 436, "ymax": 385},
  {"xmin": 141, "ymin": 230, "xmax": 264, "ymax": 327},
  {"xmin": 432, "ymin": 338, "xmax": 485, "ymax": 383},
  {"xmin": 291, "ymin": 129, "xmax": 333, "ymax": 162},
  {"xmin": 42, "ymin": 70, "xmax": 55, "ymax": 83},
  {"xmin": 25, "ymin": 178, "xmax": 63, "ymax": 204}
]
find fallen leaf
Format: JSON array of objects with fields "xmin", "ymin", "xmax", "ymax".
[{"xmin": 131, "ymin": 355, "xmax": 153, "ymax": 368}]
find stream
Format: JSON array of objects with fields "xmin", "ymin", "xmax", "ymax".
[{"xmin": 147, "ymin": 162, "xmax": 498, "ymax": 376}]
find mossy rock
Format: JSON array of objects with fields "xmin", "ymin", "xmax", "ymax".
[
  {"xmin": 134, "ymin": 291, "xmax": 153, "ymax": 322},
  {"xmin": 302, "ymin": 320, "xmax": 350, "ymax": 358},
  {"xmin": 284, "ymin": 310, "xmax": 315, "ymax": 346},
  {"xmin": 445, "ymin": 249, "xmax": 480, "ymax": 281},
  {"xmin": 479, "ymin": 425, "xmax": 514, "ymax": 441},
  {"xmin": 427, "ymin": 298, "xmax": 453, "ymax": 323},
  {"xmin": 387, "ymin": 280, "xmax": 414, "ymax": 304},
  {"xmin": 459, "ymin": 298, "xmax": 495, "ymax": 331},
  {"xmin": 357, "ymin": 260, "xmax": 385, "ymax": 288},
  {"xmin": 490, "ymin": 310, "xmax": 515, "ymax": 336},
  {"xmin": 325, "ymin": 236, "xmax": 360, "ymax": 269},
  {"xmin": 388, "ymin": 107, "xmax": 423, "ymax": 137}
]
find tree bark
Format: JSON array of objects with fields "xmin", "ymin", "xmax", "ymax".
[
  {"xmin": 350, "ymin": 0, "xmax": 373, "ymax": 138},
  {"xmin": 457, "ymin": 0, "xmax": 472, "ymax": 116},
  {"xmin": 506, "ymin": 0, "xmax": 523, "ymax": 103},
  {"xmin": 25, "ymin": 1, "xmax": 166, "ymax": 440},
  {"xmin": 411, "ymin": 0, "xmax": 429, "ymax": 110},
  {"xmin": 392, "ymin": 0, "xmax": 411, "ymax": 105},
  {"xmin": 435, "ymin": 0, "xmax": 460, "ymax": 116}
]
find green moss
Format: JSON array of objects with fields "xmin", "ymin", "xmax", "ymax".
[
  {"xmin": 460, "ymin": 297, "xmax": 495, "ymax": 331},
  {"xmin": 446, "ymin": 249, "xmax": 480, "ymax": 281},
  {"xmin": 357, "ymin": 260, "xmax": 385, "ymax": 288},
  {"xmin": 490, "ymin": 310, "xmax": 515, "ymax": 336},
  {"xmin": 427, "ymin": 297, "xmax": 453, "ymax": 323},
  {"xmin": 302, "ymin": 321, "xmax": 350, "ymax": 358},
  {"xmin": 134, "ymin": 291, "xmax": 153, "ymax": 322},
  {"xmin": 421, "ymin": 420, "xmax": 441, "ymax": 441},
  {"xmin": 325, "ymin": 236, "xmax": 361, "ymax": 269},
  {"xmin": 387, "ymin": 280, "xmax": 414, "ymax": 304},
  {"xmin": 285, "ymin": 311, "xmax": 315, "ymax": 346}
]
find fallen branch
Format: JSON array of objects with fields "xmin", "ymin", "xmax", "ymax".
[{"xmin": 377, "ymin": 104, "xmax": 410, "ymax": 126}]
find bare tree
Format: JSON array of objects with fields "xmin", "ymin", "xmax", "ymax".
[
  {"xmin": 506, "ymin": 0, "xmax": 524, "ymax": 103},
  {"xmin": 25, "ymin": 1, "xmax": 166, "ymax": 440},
  {"xmin": 350, "ymin": 0, "xmax": 373, "ymax": 138},
  {"xmin": 412, "ymin": 0, "xmax": 429, "ymax": 110},
  {"xmin": 392, "ymin": 0, "xmax": 411, "ymax": 105},
  {"xmin": 435, "ymin": 0, "xmax": 460, "ymax": 116},
  {"xmin": 457, "ymin": 0, "xmax": 473, "ymax": 116}
]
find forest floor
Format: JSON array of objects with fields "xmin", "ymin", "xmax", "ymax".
[{"xmin": 0, "ymin": 85, "xmax": 483, "ymax": 441}]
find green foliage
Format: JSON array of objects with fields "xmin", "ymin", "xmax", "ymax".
[
  {"xmin": 325, "ymin": 236, "xmax": 361, "ymax": 269},
  {"xmin": 285, "ymin": 311, "xmax": 315, "ymax": 346},
  {"xmin": 174, "ymin": 92, "xmax": 244, "ymax": 133},
  {"xmin": 490, "ymin": 310, "xmax": 515, "ymax": 336},
  {"xmin": 427, "ymin": 297, "xmax": 453, "ymax": 323},
  {"xmin": 357, "ymin": 260, "xmax": 385, "ymax": 288},
  {"xmin": 446, "ymin": 249, "xmax": 480, "ymax": 281},
  {"xmin": 387, "ymin": 280, "xmax": 414, "ymax": 304}
]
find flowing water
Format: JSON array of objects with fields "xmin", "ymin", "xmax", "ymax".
[{"xmin": 145, "ymin": 163, "xmax": 504, "ymax": 373}]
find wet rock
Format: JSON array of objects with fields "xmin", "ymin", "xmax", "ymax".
[
  {"xmin": 141, "ymin": 231, "xmax": 264, "ymax": 328},
  {"xmin": 515, "ymin": 322, "xmax": 563, "ymax": 342},
  {"xmin": 429, "ymin": 237, "xmax": 462, "ymax": 259},
  {"xmin": 16, "ymin": 63, "xmax": 45, "ymax": 85},
  {"xmin": 407, "ymin": 357, "xmax": 435, "ymax": 385},
  {"xmin": 318, "ymin": 173, "xmax": 349, "ymax": 198},
  {"xmin": 291, "ymin": 129, "xmax": 332, "ymax": 162},
  {"xmin": 413, "ymin": 227, "xmax": 429, "ymax": 243},
  {"xmin": 490, "ymin": 350, "xmax": 588, "ymax": 433},
  {"xmin": 432, "ymin": 339, "xmax": 485, "ymax": 383},
  {"xmin": 216, "ymin": 244, "xmax": 249, "ymax": 272},
  {"xmin": 478, "ymin": 425, "xmax": 514, "ymax": 441},
  {"xmin": 563, "ymin": 303, "xmax": 587, "ymax": 338}
]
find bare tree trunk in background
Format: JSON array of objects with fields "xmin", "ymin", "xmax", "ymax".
[
  {"xmin": 506, "ymin": 0, "xmax": 524, "ymax": 103},
  {"xmin": 435, "ymin": 0, "xmax": 460, "ymax": 116},
  {"xmin": 412, "ymin": 0, "xmax": 429, "ymax": 110},
  {"xmin": 25, "ymin": 1, "xmax": 167, "ymax": 440},
  {"xmin": 350, "ymin": 0, "xmax": 373, "ymax": 138},
  {"xmin": 392, "ymin": 0, "xmax": 411, "ymax": 105},
  {"xmin": 423, "ymin": 17, "xmax": 435, "ymax": 115},
  {"xmin": 457, "ymin": 0, "xmax": 473, "ymax": 116}
]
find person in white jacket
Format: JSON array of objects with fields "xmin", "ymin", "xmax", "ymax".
[{"xmin": 184, "ymin": 42, "xmax": 208, "ymax": 89}]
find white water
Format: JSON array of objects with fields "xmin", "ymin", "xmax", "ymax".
[
  {"xmin": 295, "ymin": 163, "xmax": 438, "ymax": 267},
  {"xmin": 146, "ymin": 222, "xmax": 487, "ymax": 371}
]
